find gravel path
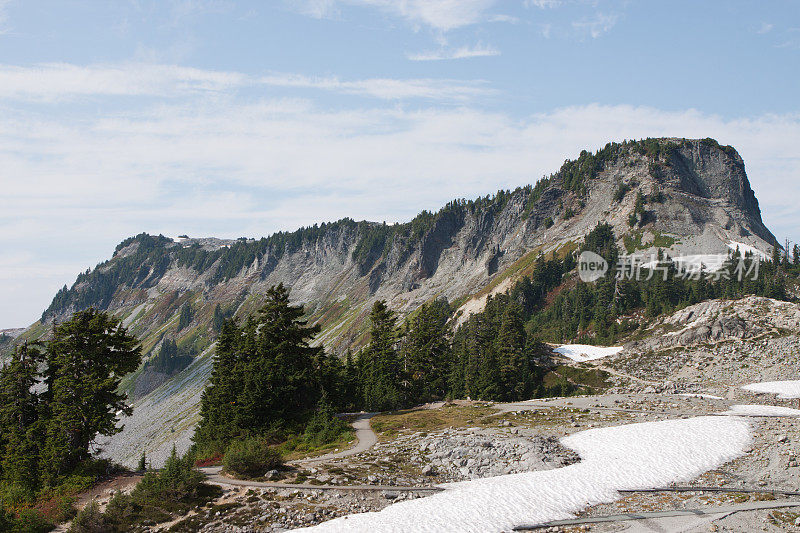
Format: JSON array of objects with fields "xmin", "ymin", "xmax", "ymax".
[
  {"xmin": 512, "ymin": 500, "xmax": 800, "ymax": 530},
  {"xmin": 292, "ymin": 413, "xmax": 378, "ymax": 465}
]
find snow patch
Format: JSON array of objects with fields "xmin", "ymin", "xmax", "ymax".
[
  {"xmin": 741, "ymin": 380, "xmax": 800, "ymax": 399},
  {"xmin": 298, "ymin": 416, "xmax": 751, "ymax": 532},
  {"xmin": 722, "ymin": 404, "xmax": 800, "ymax": 417},
  {"xmin": 727, "ymin": 241, "xmax": 769, "ymax": 260},
  {"xmin": 553, "ymin": 344, "xmax": 623, "ymax": 362}
]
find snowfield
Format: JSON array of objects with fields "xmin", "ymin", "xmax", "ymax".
[
  {"xmin": 552, "ymin": 344, "xmax": 623, "ymax": 362},
  {"xmin": 722, "ymin": 404, "xmax": 800, "ymax": 417},
  {"xmin": 298, "ymin": 416, "xmax": 751, "ymax": 533},
  {"xmin": 741, "ymin": 380, "xmax": 800, "ymax": 399}
]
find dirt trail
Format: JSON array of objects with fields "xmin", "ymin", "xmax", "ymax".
[
  {"xmin": 289, "ymin": 412, "xmax": 378, "ymax": 465},
  {"xmin": 512, "ymin": 499, "xmax": 800, "ymax": 531}
]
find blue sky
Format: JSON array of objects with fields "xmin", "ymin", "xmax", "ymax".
[{"xmin": 0, "ymin": 0, "xmax": 799, "ymax": 326}]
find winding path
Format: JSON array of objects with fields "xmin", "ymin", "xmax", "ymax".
[
  {"xmin": 199, "ymin": 466, "xmax": 442, "ymax": 492},
  {"xmin": 289, "ymin": 412, "xmax": 378, "ymax": 465},
  {"xmin": 198, "ymin": 412, "xmax": 447, "ymax": 492}
]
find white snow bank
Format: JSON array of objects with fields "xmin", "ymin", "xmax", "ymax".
[
  {"xmin": 641, "ymin": 254, "xmax": 728, "ymax": 272},
  {"xmin": 678, "ymin": 393, "xmax": 725, "ymax": 400},
  {"xmin": 552, "ymin": 344, "xmax": 623, "ymax": 362},
  {"xmin": 722, "ymin": 404, "xmax": 800, "ymax": 417},
  {"xmin": 728, "ymin": 241, "xmax": 769, "ymax": 260},
  {"xmin": 297, "ymin": 416, "xmax": 751, "ymax": 533},
  {"xmin": 741, "ymin": 380, "xmax": 800, "ymax": 399}
]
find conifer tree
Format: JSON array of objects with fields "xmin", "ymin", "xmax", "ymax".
[
  {"xmin": 195, "ymin": 284, "xmax": 322, "ymax": 448},
  {"xmin": 41, "ymin": 309, "xmax": 141, "ymax": 484},
  {"xmin": 401, "ymin": 300, "xmax": 452, "ymax": 403},
  {"xmin": 495, "ymin": 303, "xmax": 527, "ymax": 401},
  {"xmin": 362, "ymin": 301, "xmax": 402, "ymax": 411},
  {"xmin": 0, "ymin": 343, "xmax": 44, "ymax": 495}
]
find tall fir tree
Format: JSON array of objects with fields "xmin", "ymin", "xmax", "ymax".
[
  {"xmin": 362, "ymin": 301, "xmax": 402, "ymax": 411},
  {"xmin": 0, "ymin": 343, "xmax": 44, "ymax": 496},
  {"xmin": 194, "ymin": 284, "xmax": 322, "ymax": 449},
  {"xmin": 41, "ymin": 309, "xmax": 141, "ymax": 484}
]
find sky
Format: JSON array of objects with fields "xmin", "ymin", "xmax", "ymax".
[{"xmin": 0, "ymin": 0, "xmax": 799, "ymax": 327}]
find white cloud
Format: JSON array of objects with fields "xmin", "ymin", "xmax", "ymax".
[
  {"xmin": 572, "ymin": 12, "xmax": 618, "ymax": 38},
  {"xmin": 407, "ymin": 43, "xmax": 500, "ymax": 61},
  {"xmin": 0, "ymin": 0, "xmax": 11, "ymax": 34},
  {"xmin": 357, "ymin": 0, "xmax": 496, "ymax": 31},
  {"xmin": 757, "ymin": 22, "xmax": 774, "ymax": 34},
  {"xmin": 295, "ymin": 0, "xmax": 498, "ymax": 31},
  {"xmin": 0, "ymin": 63, "xmax": 246, "ymax": 101},
  {"xmin": 525, "ymin": 0, "xmax": 561, "ymax": 8},
  {"xmin": 294, "ymin": 0, "xmax": 339, "ymax": 19},
  {"xmin": 0, "ymin": 63, "xmax": 489, "ymax": 102},
  {"xmin": 489, "ymin": 14, "xmax": 518, "ymax": 24},
  {"xmin": 258, "ymin": 73, "xmax": 494, "ymax": 99}
]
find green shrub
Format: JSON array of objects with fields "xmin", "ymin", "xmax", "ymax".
[
  {"xmin": 101, "ymin": 491, "xmax": 138, "ymax": 528},
  {"xmin": 14, "ymin": 508, "xmax": 53, "ymax": 533},
  {"xmin": 68, "ymin": 500, "xmax": 106, "ymax": 533},
  {"xmin": 134, "ymin": 446, "xmax": 204, "ymax": 502},
  {"xmin": 0, "ymin": 503, "xmax": 14, "ymax": 531},
  {"xmin": 613, "ymin": 181, "xmax": 632, "ymax": 202},
  {"xmin": 303, "ymin": 409, "xmax": 351, "ymax": 448},
  {"xmin": 223, "ymin": 438, "xmax": 283, "ymax": 478}
]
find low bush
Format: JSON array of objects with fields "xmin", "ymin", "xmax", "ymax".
[
  {"xmin": 134, "ymin": 446, "xmax": 205, "ymax": 502},
  {"xmin": 72, "ymin": 447, "xmax": 221, "ymax": 532},
  {"xmin": 13, "ymin": 508, "xmax": 53, "ymax": 533},
  {"xmin": 302, "ymin": 408, "xmax": 351, "ymax": 448},
  {"xmin": 68, "ymin": 501, "xmax": 105, "ymax": 533},
  {"xmin": 222, "ymin": 438, "xmax": 283, "ymax": 478}
]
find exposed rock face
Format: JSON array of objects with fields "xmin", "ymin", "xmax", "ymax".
[{"xmin": 626, "ymin": 296, "xmax": 800, "ymax": 352}]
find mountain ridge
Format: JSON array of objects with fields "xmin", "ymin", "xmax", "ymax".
[{"xmin": 21, "ymin": 137, "xmax": 777, "ymax": 356}]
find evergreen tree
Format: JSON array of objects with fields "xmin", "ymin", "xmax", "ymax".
[
  {"xmin": 495, "ymin": 303, "xmax": 527, "ymax": 401},
  {"xmin": 41, "ymin": 309, "xmax": 141, "ymax": 484},
  {"xmin": 401, "ymin": 300, "xmax": 452, "ymax": 403},
  {"xmin": 0, "ymin": 343, "xmax": 44, "ymax": 496},
  {"xmin": 361, "ymin": 301, "xmax": 402, "ymax": 411},
  {"xmin": 178, "ymin": 302, "xmax": 193, "ymax": 331},
  {"xmin": 194, "ymin": 284, "xmax": 322, "ymax": 449}
]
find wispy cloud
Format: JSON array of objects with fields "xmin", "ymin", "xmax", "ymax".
[
  {"xmin": 757, "ymin": 21, "xmax": 774, "ymax": 34},
  {"xmin": 572, "ymin": 12, "xmax": 618, "ymax": 38},
  {"xmin": 525, "ymin": 0, "xmax": 561, "ymax": 8},
  {"xmin": 259, "ymin": 72, "xmax": 494, "ymax": 99},
  {"xmin": 777, "ymin": 28, "xmax": 800, "ymax": 50},
  {"xmin": 0, "ymin": 63, "xmax": 491, "ymax": 102},
  {"xmin": 0, "ymin": 63, "xmax": 246, "ymax": 101},
  {"xmin": 407, "ymin": 43, "xmax": 500, "ymax": 61},
  {"xmin": 0, "ymin": 0, "xmax": 12, "ymax": 34},
  {"xmin": 294, "ymin": 0, "xmax": 339, "ymax": 19},
  {"xmin": 294, "ymin": 0, "xmax": 498, "ymax": 31}
]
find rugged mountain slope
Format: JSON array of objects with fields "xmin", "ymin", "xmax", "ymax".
[{"xmin": 8, "ymin": 137, "xmax": 779, "ymax": 466}]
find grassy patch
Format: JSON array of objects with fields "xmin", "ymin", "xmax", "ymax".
[
  {"xmin": 553, "ymin": 365, "xmax": 611, "ymax": 391},
  {"xmin": 623, "ymin": 230, "xmax": 677, "ymax": 254},
  {"xmin": 371, "ymin": 404, "xmax": 498, "ymax": 440}
]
